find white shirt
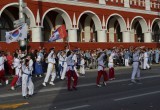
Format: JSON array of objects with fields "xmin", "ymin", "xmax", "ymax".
[{"xmin": 48, "ymin": 51, "xmax": 55, "ymax": 64}]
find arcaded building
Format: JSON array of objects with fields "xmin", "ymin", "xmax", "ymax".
[{"xmin": 0, "ymin": 0, "xmax": 160, "ymax": 51}]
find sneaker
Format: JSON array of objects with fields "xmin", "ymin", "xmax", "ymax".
[
  {"xmin": 23, "ymin": 96, "xmax": 28, "ymax": 99},
  {"xmin": 103, "ymin": 82, "xmax": 107, "ymax": 86},
  {"xmin": 42, "ymin": 82, "xmax": 46, "ymax": 87},
  {"xmin": 6, "ymin": 80, "xmax": 9, "ymax": 85},
  {"xmin": 97, "ymin": 84, "xmax": 102, "ymax": 87},
  {"xmin": 131, "ymin": 80, "xmax": 137, "ymax": 83},
  {"xmin": 11, "ymin": 86, "xmax": 15, "ymax": 90},
  {"xmin": 49, "ymin": 82, "xmax": 55, "ymax": 86}
]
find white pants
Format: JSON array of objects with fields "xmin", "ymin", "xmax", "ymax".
[
  {"xmin": 74, "ymin": 66, "xmax": 79, "ymax": 77},
  {"xmin": 131, "ymin": 62, "xmax": 140, "ymax": 80},
  {"xmin": 80, "ymin": 65, "xmax": 85, "ymax": 75},
  {"xmin": 108, "ymin": 63, "xmax": 113, "ymax": 68},
  {"xmin": 143, "ymin": 58, "xmax": 150, "ymax": 69},
  {"xmin": 61, "ymin": 65, "xmax": 67, "ymax": 80},
  {"xmin": 125, "ymin": 59, "xmax": 129, "ymax": 66},
  {"xmin": 22, "ymin": 74, "xmax": 34, "ymax": 96},
  {"xmin": 44, "ymin": 63, "xmax": 56, "ymax": 83}
]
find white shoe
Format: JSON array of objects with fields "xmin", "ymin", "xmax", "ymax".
[
  {"xmin": 103, "ymin": 82, "xmax": 107, "ymax": 86},
  {"xmin": 49, "ymin": 82, "xmax": 55, "ymax": 86},
  {"xmin": 11, "ymin": 86, "xmax": 15, "ymax": 90},
  {"xmin": 42, "ymin": 82, "xmax": 46, "ymax": 87},
  {"xmin": 97, "ymin": 84, "xmax": 102, "ymax": 87},
  {"xmin": 6, "ymin": 80, "xmax": 9, "ymax": 85},
  {"xmin": 39, "ymin": 75, "xmax": 42, "ymax": 77}
]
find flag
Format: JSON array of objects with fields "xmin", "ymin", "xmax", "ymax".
[
  {"xmin": 5, "ymin": 23, "xmax": 28, "ymax": 43},
  {"xmin": 49, "ymin": 25, "xmax": 67, "ymax": 42}
]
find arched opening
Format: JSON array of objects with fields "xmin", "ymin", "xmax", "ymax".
[
  {"xmin": 130, "ymin": 17, "xmax": 148, "ymax": 42},
  {"xmin": 42, "ymin": 8, "xmax": 72, "ymax": 42},
  {"xmin": 152, "ymin": 21, "xmax": 160, "ymax": 42},
  {"xmin": 106, "ymin": 14, "xmax": 127, "ymax": 42},
  {"xmin": 77, "ymin": 11, "xmax": 102, "ymax": 42}
]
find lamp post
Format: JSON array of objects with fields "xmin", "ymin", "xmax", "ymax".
[{"xmin": 19, "ymin": 0, "xmax": 27, "ymax": 51}]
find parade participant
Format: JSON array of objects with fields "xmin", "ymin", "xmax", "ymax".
[
  {"xmin": 22, "ymin": 59, "xmax": 34, "ymax": 99},
  {"xmin": 42, "ymin": 48, "xmax": 56, "ymax": 86},
  {"xmin": 60, "ymin": 51, "xmax": 67, "ymax": 80},
  {"xmin": 124, "ymin": 49, "xmax": 130, "ymax": 67},
  {"xmin": 143, "ymin": 49, "xmax": 151, "ymax": 70},
  {"xmin": 72, "ymin": 50, "xmax": 80, "ymax": 77},
  {"xmin": 131, "ymin": 46, "xmax": 144, "ymax": 83},
  {"xmin": 79, "ymin": 55, "xmax": 85, "ymax": 77},
  {"xmin": 96, "ymin": 50, "xmax": 108, "ymax": 87},
  {"xmin": 139, "ymin": 50, "xmax": 144, "ymax": 69},
  {"xmin": 6, "ymin": 52, "xmax": 14, "ymax": 75},
  {"xmin": 66, "ymin": 51, "xmax": 78, "ymax": 91},
  {"xmin": 34, "ymin": 55, "xmax": 43, "ymax": 77},
  {"xmin": 10, "ymin": 54, "xmax": 22, "ymax": 90},
  {"xmin": 0, "ymin": 51, "xmax": 8, "ymax": 85},
  {"xmin": 108, "ymin": 53, "xmax": 115, "ymax": 80}
]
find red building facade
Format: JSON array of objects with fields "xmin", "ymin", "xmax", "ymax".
[{"xmin": 0, "ymin": 0, "xmax": 160, "ymax": 52}]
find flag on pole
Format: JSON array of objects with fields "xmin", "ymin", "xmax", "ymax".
[
  {"xmin": 49, "ymin": 25, "xmax": 67, "ymax": 42},
  {"xmin": 5, "ymin": 23, "xmax": 28, "ymax": 43}
]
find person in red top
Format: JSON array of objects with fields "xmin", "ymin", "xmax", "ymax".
[{"xmin": 6, "ymin": 52, "xmax": 14, "ymax": 75}]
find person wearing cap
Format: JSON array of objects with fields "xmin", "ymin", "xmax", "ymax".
[
  {"xmin": 66, "ymin": 51, "xmax": 78, "ymax": 91},
  {"xmin": 96, "ymin": 50, "xmax": 108, "ymax": 87},
  {"xmin": 42, "ymin": 48, "xmax": 56, "ymax": 86}
]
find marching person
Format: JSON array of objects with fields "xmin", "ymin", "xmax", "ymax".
[
  {"xmin": 22, "ymin": 59, "xmax": 34, "ymax": 99},
  {"xmin": 60, "ymin": 51, "xmax": 67, "ymax": 80},
  {"xmin": 0, "ymin": 51, "xmax": 8, "ymax": 85},
  {"xmin": 131, "ymin": 46, "xmax": 144, "ymax": 83},
  {"xmin": 66, "ymin": 51, "xmax": 78, "ymax": 91},
  {"xmin": 42, "ymin": 48, "xmax": 56, "ymax": 86},
  {"xmin": 143, "ymin": 49, "xmax": 151, "ymax": 70},
  {"xmin": 10, "ymin": 54, "xmax": 22, "ymax": 90},
  {"xmin": 96, "ymin": 50, "xmax": 108, "ymax": 87},
  {"xmin": 34, "ymin": 55, "xmax": 43, "ymax": 77},
  {"xmin": 108, "ymin": 53, "xmax": 115, "ymax": 80}
]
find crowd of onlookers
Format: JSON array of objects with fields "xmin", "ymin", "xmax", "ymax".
[{"xmin": 0, "ymin": 46, "xmax": 160, "ymax": 78}]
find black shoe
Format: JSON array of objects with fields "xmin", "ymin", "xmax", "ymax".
[
  {"xmin": 68, "ymin": 88, "xmax": 73, "ymax": 91},
  {"xmin": 28, "ymin": 95, "xmax": 32, "ymax": 97},
  {"xmin": 23, "ymin": 96, "xmax": 28, "ymax": 99}
]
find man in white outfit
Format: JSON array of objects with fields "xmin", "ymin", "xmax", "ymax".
[
  {"xmin": 143, "ymin": 49, "xmax": 151, "ymax": 70},
  {"xmin": 42, "ymin": 48, "xmax": 56, "ymax": 86}
]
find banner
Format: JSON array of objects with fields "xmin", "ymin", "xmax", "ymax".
[
  {"xmin": 49, "ymin": 25, "xmax": 67, "ymax": 42},
  {"xmin": 5, "ymin": 23, "xmax": 28, "ymax": 43}
]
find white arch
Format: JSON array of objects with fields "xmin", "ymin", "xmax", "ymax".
[
  {"xmin": 106, "ymin": 13, "xmax": 127, "ymax": 32},
  {"xmin": 151, "ymin": 18, "xmax": 160, "ymax": 30},
  {"xmin": 0, "ymin": 2, "xmax": 36, "ymax": 27},
  {"xmin": 77, "ymin": 10, "xmax": 102, "ymax": 31},
  {"xmin": 41, "ymin": 8, "xmax": 72, "ymax": 29},
  {"xmin": 130, "ymin": 16, "xmax": 148, "ymax": 33}
]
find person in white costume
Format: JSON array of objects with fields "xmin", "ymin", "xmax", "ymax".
[
  {"xmin": 79, "ymin": 56, "xmax": 85, "ymax": 77},
  {"xmin": 22, "ymin": 59, "xmax": 34, "ymax": 99},
  {"xmin": 42, "ymin": 48, "xmax": 56, "ymax": 86}
]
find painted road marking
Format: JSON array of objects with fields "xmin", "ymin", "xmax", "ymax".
[
  {"xmin": 114, "ymin": 90, "xmax": 160, "ymax": 101},
  {"xmin": 61, "ymin": 105, "xmax": 90, "ymax": 110},
  {"xmin": 1, "ymin": 75, "xmax": 160, "ymax": 98},
  {"xmin": 0, "ymin": 102, "xmax": 29, "ymax": 109}
]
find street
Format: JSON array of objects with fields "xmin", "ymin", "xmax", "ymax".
[{"xmin": 0, "ymin": 65, "xmax": 160, "ymax": 110}]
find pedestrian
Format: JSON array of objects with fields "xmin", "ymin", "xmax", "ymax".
[
  {"xmin": 143, "ymin": 49, "xmax": 151, "ymax": 70},
  {"xmin": 34, "ymin": 56, "xmax": 43, "ymax": 77},
  {"xmin": 60, "ymin": 51, "xmax": 67, "ymax": 80},
  {"xmin": 66, "ymin": 51, "xmax": 78, "ymax": 91},
  {"xmin": 79, "ymin": 55, "xmax": 85, "ymax": 77},
  {"xmin": 22, "ymin": 59, "xmax": 34, "ymax": 99},
  {"xmin": 96, "ymin": 50, "xmax": 108, "ymax": 87},
  {"xmin": 42, "ymin": 48, "xmax": 56, "ymax": 86}
]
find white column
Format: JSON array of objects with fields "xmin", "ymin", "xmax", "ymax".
[
  {"xmin": 32, "ymin": 26, "xmax": 42, "ymax": 42},
  {"xmin": 68, "ymin": 29, "xmax": 77, "ymax": 42},
  {"xmin": 145, "ymin": 0, "xmax": 151, "ymax": 10},
  {"xmin": 122, "ymin": 31, "xmax": 131, "ymax": 42},
  {"xmin": 124, "ymin": 0, "xmax": 130, "ymax": 8},
  {"xmin": 99, "ymin": 0, "xmax": 106, "ymax": 4},
  {"xmin": 144, "ymin": 32, "xmax": 152, "ymax": 42},
  {"xmin": 97, "ymin": 30, "xmax": 106, "ymax": 42}
]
